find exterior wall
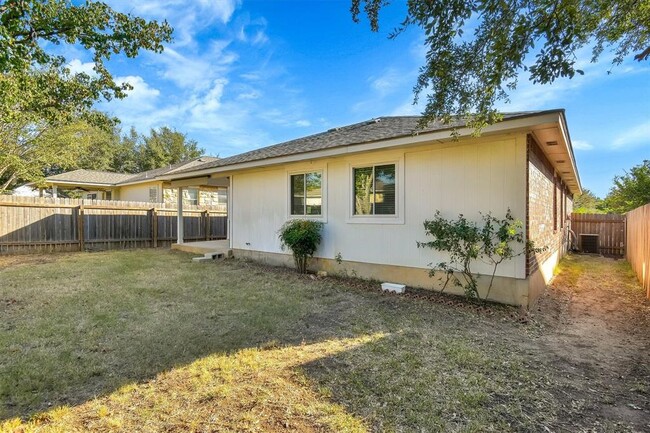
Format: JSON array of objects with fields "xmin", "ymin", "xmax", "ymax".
[
  {"xmin": 163, "ymin": 185, "xmax": 227, "ymax": 207},
  {"xmin": 231, "ymin": 133, "xmax": 529, "ymax": 290},
  {"xmin": 234, "ymin": 248, "xmax": 531, "ymax": 306},
  {"xmin": 526, "ymin": 135, "xmax": 574, "ymax": 291},
  {"xmin": 117, "ymin": 181, "xmax": 162, "ymax": 203}
]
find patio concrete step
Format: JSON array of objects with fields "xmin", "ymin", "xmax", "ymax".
[
  {"xmin": 192, "ymin": 251, "xmax": 226, "ymax": 262},
  {"xmin": 172, "ymin": 240, "xmax": 232, "ymax": 262}
]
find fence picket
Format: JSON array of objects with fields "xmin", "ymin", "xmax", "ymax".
[{"xmin": 0, "ymin": 195, "xmax": 227, "ymax": 254}]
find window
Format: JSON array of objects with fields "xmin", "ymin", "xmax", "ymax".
[
  {"xmin": 217, "ymin": 189, "xmax": 228, "ymax": 205},
  {"xmin": 186, "ymin": 188, "xmax": 199, "ymax": 206},
  {"xmin": 86, "ymin": 193, "xmax": 97, "ymax": 200},
  {"xmin": 149, "ymin": 187, "xmax": 158, "ymax": 203},
  {"xmin": 290, "ymin": 172, "xmax": 322, "ymax": 216},
  {"xmin": 353, "ymin": 164, "xmax": 396, "ymax": 215},
  {"xmin": 105, "ymin": 191, "xmax": 112, "ymax": 200}
]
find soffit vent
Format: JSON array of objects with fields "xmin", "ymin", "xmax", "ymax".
[{"xmin": 546, "ymin": 140, "xmax": 558, "ymax": 146}]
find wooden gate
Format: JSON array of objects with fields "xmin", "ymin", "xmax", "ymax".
[{"xmin": 571, "ymin": 213, "xmax": 626, "ymax": 257}]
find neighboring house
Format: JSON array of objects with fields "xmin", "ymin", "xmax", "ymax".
[
  {"xmin": 36, "ymin": 157, "xmax": 227, "ymax": 207},
  {"xmin": 161, "ymin": 109, "xmax": 581, "ymax": 307}
]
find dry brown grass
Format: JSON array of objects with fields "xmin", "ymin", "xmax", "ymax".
[{"xmin": 1, "ymin": 250, "xmax": 649, "ymax": 432}]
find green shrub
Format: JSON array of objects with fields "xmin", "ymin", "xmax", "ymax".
[
  {"xmin": 418, "ymin": 209, "xmax": 545, "ymax": 300},
  {"xmin": 278, "ymin": 220, "xmax": 324, "ymax": 273}
]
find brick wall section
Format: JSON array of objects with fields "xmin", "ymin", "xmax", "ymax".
[{"xmin": 526, "ymin": 135, "xmax": 573, "ymax": 276}]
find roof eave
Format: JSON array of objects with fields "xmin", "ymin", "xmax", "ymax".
[{"xmin": 159, "ymin": 111, "xmax": 568, "ymax": 182}]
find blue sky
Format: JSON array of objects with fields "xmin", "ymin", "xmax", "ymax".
[{"xmin": 69, "ymin": 0, "xmax": 649, "ymax": 198}]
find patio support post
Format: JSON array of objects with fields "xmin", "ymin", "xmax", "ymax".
[
  {"xmin": 52, "ymin": 185, "xmax": 58, "ymax": 198},
  {"xmin": 177, "ymin": 187, "xmax": 184, "ymax": 244}
]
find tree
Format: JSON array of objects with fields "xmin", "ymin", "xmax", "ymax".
[
  {"xmin": 573, "ymin": 189, "xmax": 604, "ymax": 214},
  {"xmin": 351, "ymin": 0, "xmax": 650, "ymax": 129},
  {"xmin": 0, "ymin": 0, "xmax": 172, "ymax": 126},
  {"xmin": 136, "ymin": 127, "xmax": 204, "ymax": 172},
  {"xmin": 603, "ymin": 160, "xmax": 650, "ymax": 213},
  {"xmin": 0, "ymin": 1, "xmax": 172, "ymax": 191}
]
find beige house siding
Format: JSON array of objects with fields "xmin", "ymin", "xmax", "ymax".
[
  {"xmin": 118, "ymin": 181, "xmax": 162, "ymax": 203},
  {"xmin": 231, "ymin": 133, "xmax": 530, "ymax": 304}
]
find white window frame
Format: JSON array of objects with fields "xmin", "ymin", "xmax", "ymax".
[
  {"xmin": 347, "ymin": 157, "xmax": 404, "ymax": 225},
  {"xmin": 186, "ymin": 187, "xmax": 199, "ymax": 206},
  {"xmin": 286, "ymin": 167, "xmax": 327, "ymax": 222}
]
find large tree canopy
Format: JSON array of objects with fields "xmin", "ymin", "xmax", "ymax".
[
  {"xmin": 351, "ymin": 0, "xmax": 649, "ymax": 128},
  {"xmin": 0, "ymin": 0, "xmax": 172, "ymax": 125},
  {"xmin": 603, "ymin": 160, "xmax": 650, "ymax": 214},
  {"xmin": 133, "ymin": 126, "xmax": 205, "ymax": 173},
  {"xmin": 0, "ymin": 122, "xmax": 206, "ymax": 192},
  {"xmin": 573, "ymin": 188, "xmax": 604, "ymax": 214},
  {"xmin": 0, "ymin": 0, "xmax": 173, "ymax": 191}
]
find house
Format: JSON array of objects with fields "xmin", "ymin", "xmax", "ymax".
[
  {"xmin": 157, "ymin": 110, "xmax": 581, "ymax": 307},
  {"xmin": 37, "ymin": 157, "xmax": 228, "ymax": 207}
]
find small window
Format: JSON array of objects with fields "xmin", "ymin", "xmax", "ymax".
[
  {"xmin": 105, "ymin": 191, "xmax": 112, "ymax": 200},
  {"xmin": 86, "ymin": 193, "xmax": 97, "ymax": 200},
  {"xmin": 353, "ymin": 164, "xmax": 396, "ymax": 215},
  {"xmin": 290, "ymin": 172, "xmax": 322, "ymax": 216},
  {"xmin": 186, "ymin": 188, "xmax": 199, "ymax": 206},
  {"xmin": 149, "ymin": 187, "xmax": 158, "ymax": 203},
  {"xmin": 217, "ymin": 189, "xmax": 228, "ymax": 205}
]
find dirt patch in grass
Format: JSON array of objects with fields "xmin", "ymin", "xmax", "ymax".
[
  {"xmin": 532, "ymin": 254, "xmax": 650, "ymax": 432},
  {"xmin": 1, "ymin": 250, "xmax": 649, "ymax": 432}
]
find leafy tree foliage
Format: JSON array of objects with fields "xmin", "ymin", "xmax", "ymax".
[
  {"xmin": 137, "ymin": 127, "xmax": 204, "ymax": 172},
  {"xmin": 572, "ymin": 189, "xmax": 605, "ymax": 214},
  {"xmin": 0, "ymin": 1, "xmax": 173, "ymax": 192},
  {"xmin": 418, "ymin": 210, "xmax": 544, "ymax": 300},
  {"xmin": 0, "ymin": 122, "xmax": 205, "ymax": 193},
  {"xmin": 278, "ymin": 220, "xmax": 324, "ymax": 274},
  {"xmin": 603, "ymin": 160, "xmax": 650, "ymax": 213},
  {"xmin": 351, "ymin": 0, "xmax": 650, "ymax": 128},
  {"xmin": 0, "ymin": 0, "xmax": 172, "ymax": 126}
]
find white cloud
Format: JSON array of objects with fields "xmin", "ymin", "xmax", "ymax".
[
  {"xmin": 572, "ymin": 139, "xmax": 594, "ymax": 151},
  {"xmin": 295, "ymin": 120, "xmax": 311, "ymax": 127},
  {"xmin": 66, "ymin": 59, "xmax": 96, "ymax": 76},
  {"xmin": 190, "ymin": 79, "xmax": 228, "ymax": 118},
  {"xmin": 237, "ymin": 90, "xmax": 261, "ymax": 100},
  {"xmin": 115, "ymin": 75, "xmax": 160, "ymax": 103},
  {"xmin": 612, "ymin": 121, "xmax": 650, "ymax": 149},
  {"xmin": 370, "ymin": 68, "xmax": 406, "ymax": 96},
  {"xmin": 155, "ymin": 44, "xmax": 236, "ymax": 90}
]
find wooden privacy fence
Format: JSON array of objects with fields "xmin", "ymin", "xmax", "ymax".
[
  {"xmin": 626, "ymin": 203, "xmax": 650, "ymax": 298},
  {"xmin": 0, "ymin": 196, "xmax": 227, "ymax": 254},
  {"xmin": 570, "ymin": 213, "xmax": 626, "ymax": 257}
]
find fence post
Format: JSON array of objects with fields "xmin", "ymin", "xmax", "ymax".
[
  {"xmin": 204, "ymin": 210, "xmax": 210, "ymax": 241},
  {"xmin": 77, "ymin": 204, "xmax": 85, "ymax": 251},
  {"xmin": 151, "ymin": 208, "xmax": 158, "ymax": 248}
]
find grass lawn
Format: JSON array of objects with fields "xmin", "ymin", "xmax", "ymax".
[{"xmin": 1, "ymin": 250, "xmax": 648, "ymax": 432}]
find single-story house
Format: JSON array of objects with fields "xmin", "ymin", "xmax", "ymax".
[
  {"xmin": 34, "ymin": 157, "xmax": 228, "ymax": 207},
  {"xmin": 137, "ymin": 110, "xmax": 584, "ymax": 307},
  {"xmin": 160, "ymin": 109, "xmax": 580, "ymax": 306}
]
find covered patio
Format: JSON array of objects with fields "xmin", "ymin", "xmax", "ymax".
[{"xmin": 168, "ymin": 174, "xmax": 231, "ymax": 256}]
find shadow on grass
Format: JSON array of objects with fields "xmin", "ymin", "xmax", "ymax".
[
  {"xmin": 2, "ymin": 249, "xmax": 594, "ymax": 432},
  {"xmin": 1, "ymin": 250, "xmax": 379, "ymax": 423}
]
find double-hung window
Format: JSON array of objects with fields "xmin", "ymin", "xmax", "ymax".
[
  {"xmin": 290, "ymin": 171, "xmax": 322, "ymax": 216},
  {"xmin": 353, "ymin": 164, "xmax": 396, "ymax": 215}
]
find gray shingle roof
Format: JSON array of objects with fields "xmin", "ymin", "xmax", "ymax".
[
  {"xmin": 173, "ymin": 112, "xmax": 551, "ymax": 175},
  {"xmin": 44, "ymin": 157, "xmax": 220, "ymax": 186},
  {"xmin": 45, "ymin": 169, "xmax": 136, "ymax": 185},
  {"xmin": 116, "ymin": 157, "xmax": 218, "ymax": 184}
]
